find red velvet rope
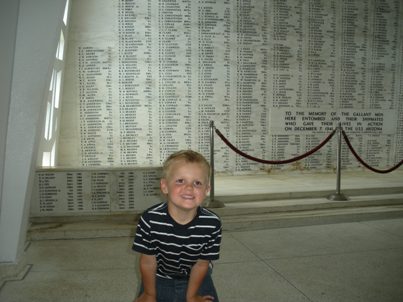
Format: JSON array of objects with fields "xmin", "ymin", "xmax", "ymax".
[
  {"xmin": 342, "ymin": 130, "xmax": 403, "ymax": 173},
  {"xmin": 215, "ymin": 128, "xmax": 337, "ymax": 165}
]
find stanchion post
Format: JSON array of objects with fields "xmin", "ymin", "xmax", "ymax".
[
  {"xmin": 205, "ymin": 121, "xmax": 225, "ymax": 208},
  {"xmin": 327, "ymin": 123, "xmax": 348, "ymax": 201},
  {"xmin": 210, "ymin": 120, "xmax": 215, "ymax": 203}
]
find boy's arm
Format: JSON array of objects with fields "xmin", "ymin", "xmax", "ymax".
[
  {"xmin": 135, "ymin": 253, "xmax": 157, "ymax": 302},
  {"xmin": 186, "ymin": 259, "xmax": 214, "ymax": 302}
]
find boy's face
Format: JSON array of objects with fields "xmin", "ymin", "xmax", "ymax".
[{"xmin": 160, "ymin": 160, "xmax": 210, "ymax": 212}]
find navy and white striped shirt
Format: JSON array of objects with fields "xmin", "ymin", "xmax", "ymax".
[{"xmin": 132, "ymin": 202, "xmax": 222, "ymax": 279}]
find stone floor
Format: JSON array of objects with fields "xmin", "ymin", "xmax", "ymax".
[
  {"xmin": 1, "ymin": 170, "xmax": 403, "ymax": 302},
  {"xmin": 1, "ymin": 218, "xmax": 403, "ymax": 302}
]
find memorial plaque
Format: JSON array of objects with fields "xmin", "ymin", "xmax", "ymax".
[
  {"xmin": 36, "ymin": 0, "xmax": 403, "ymax": 216},
  {"xmin": 31, "ymin": 168, "xmax": 162, "ymax": 216},
  {"xmin": 57, "ymin": 0, "xmax": 403, "ymax": 172}
]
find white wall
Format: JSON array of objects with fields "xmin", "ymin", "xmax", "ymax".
[
  {"xmin": 0, "ymin": 0, "xmax": 19, "ymax": 218},
  {"xmin": 0, "ymin": 0, "xmax": 66, "ymax": 265},
  {"xmin": 58, "ymin": 0, "xmax": 403, "ymax": 172}
]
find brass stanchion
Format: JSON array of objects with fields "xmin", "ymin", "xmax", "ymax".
[
  {"xmin": 327, "ymin": 123, "xmax": 348, "ymax": 201},
  {"xmin": 205, "ymin": 121, "xmax": 224, "ymax": 208}
]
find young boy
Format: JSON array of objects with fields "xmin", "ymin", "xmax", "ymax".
[{"xmin": 133, "ymin": 150, "xmax": 222, "ymax": 302}]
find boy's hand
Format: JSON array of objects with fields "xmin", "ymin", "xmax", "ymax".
[
  {"xmin": 187, "ymin": 295, "xmax": 214, "ymax": 302},
  {"xmin": 134, "ymin": 292, "xmax": 156, "ymax": 302}
]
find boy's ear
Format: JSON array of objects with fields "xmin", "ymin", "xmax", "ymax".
[
  {"xmin": 160, "ymin": 178, "xmax": 168, "ymax": 195},
  {"xmin": 205, "ymin": 182, "xmax": 211, "ymax": 194}
]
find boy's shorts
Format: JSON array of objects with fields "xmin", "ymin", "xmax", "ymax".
[{"xmin": 137, "ymin": 268, "xmax": 219, "ymax": 302}]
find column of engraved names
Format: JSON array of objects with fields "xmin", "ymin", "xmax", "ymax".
[
  {"xmin": 269, "ymin": 0, "xmax": 303, "ymax": 166},
  {"xmin": 365, "ymin": 135, "xmax": 393, "ymax": 167},
  {"xmin": 260, "ymin": 0, "xmax": 268, "ymax": 165},
  {"xmin": 118, "ymin": 0, "xmax": 153, "ymax": 165},
  {"xmin": 144, "ymin": 0, "xmax": 154, "ymax": 164},
  {"xmin": 395, "ymin": 36, "xmax": 403, "ymax": 162},
  {"xmin": 118, "ymin": 0, "xmax": 135, "ymax": 165},
  {"xmin": 338, "ymin": 0, "xmax": 369, "ymax": 109},
  {"xmin": 304, "ymin": 0, "xmax": 335, "ymax": 108},
  {"xmin": 158, "ymin": 0, "xmax": 192, "ymax": 161},
  {"xmin": 303, "ymin": 1, "xmax": 336, "ymax": 169},
  {"xmin": 364, "ymin": 0, "xmax": 400, "ymax": 168},
  {"xmin": 196, "ymin": 0, "xmax": 231, "ymax": 171},
  {"xmin": 142, "ymin": 170, "xmax": 161, "ymax": 198},
  {"xmin": 37, "ymin": 172, "xmax": 58, "ymax": 213},
  {"xmin": 234, "ymin": 0, "xmax": 266, "ymax": 171},
  {"xmin": 367, "ymin": 0, "xmax": 399, "ymax": 110},
  {"xmin": 90, "ymin": 172, "xmax": 110, "ymax": 211},
  {"xmin": 78, "ymin": 46, "xmax": 113, "ymax": 166},
  {"xmin": 117, "ymin": 171, "xmax": 135, "ymax": 210},
  {"xmin": 337, "ymin": 1, "xmax": 370, "ymax": 168},
  {"xmin": 66, "ymin": 172, "xmax": 83, "ymax": 211},
  {"xmin": 271, "ymin": 0, "xmax": 302, "ymax": 108},
  {"xmin": 270, "ymin": 135, "xmax": 303, "ymax": 169}
]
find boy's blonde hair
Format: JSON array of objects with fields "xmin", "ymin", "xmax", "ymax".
[{"xmin": 162, "ymin": 150, "xmax": 211, "ymax": 180}]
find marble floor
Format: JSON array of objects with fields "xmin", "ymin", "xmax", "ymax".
[
  {"xmin": 1, "ymin": 170, "xmax": 403, "ymax": 302},
  {"xmin": 1, "ymin": 218, "xmax": 403, "ymax": 302}
]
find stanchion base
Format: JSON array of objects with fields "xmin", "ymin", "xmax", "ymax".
[
  {"xmin": 204, "ymin": 198, "xmax": 225, "ymax": 208},
  {"xmin": 327, "ymin": 193, "xmax": 348, "ymax": 201}
]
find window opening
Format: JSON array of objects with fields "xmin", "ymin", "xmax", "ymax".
[{"xmin": 38, "ymin": 0, "xmax": 70, "ymax": 167}]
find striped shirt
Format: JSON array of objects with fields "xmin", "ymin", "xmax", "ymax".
[{"xmin": 132, "ymin": 202, "xmax": 222, "ymax": 279}]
